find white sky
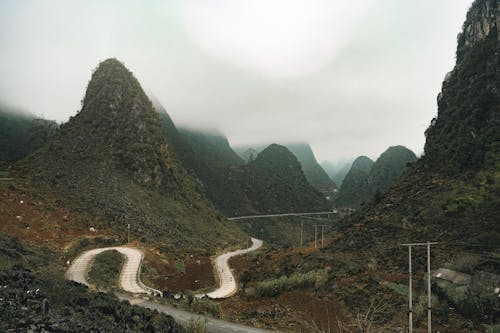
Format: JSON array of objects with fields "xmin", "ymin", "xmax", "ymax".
[{"xmin": 0, "ymin": 0, "xmax": 473, "ymax": 162}]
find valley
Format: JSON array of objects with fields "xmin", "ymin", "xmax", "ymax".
[{"xmin": 0, "ymin": 0, "xmax": 499, "ymax": 332}]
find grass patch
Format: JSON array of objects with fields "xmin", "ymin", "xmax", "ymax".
[
  {"xmin": 381, "ymin": 281, "xmax": 408, "ymax": 296},
  {"xmin": 251, "ymin": 269, "xmax": 328, "ymax": 297},
  {"xmin": 87, "ymin": 250, "xmax": 123, "ymax": 290},
  {"xmin": 174, "ymin": 261, "xmax": 185, "ymax": 273}
]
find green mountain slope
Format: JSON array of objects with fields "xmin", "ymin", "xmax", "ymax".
[
  {"xmin": 151, "ymin": 100, "xmax": 325, "ymax": 216},
  {"xmin": 237, "ymin": 144, "xmax": 330, "ymax": 213},
  {"xmin": 245, "ymin": 3, "xmax": 499, "ymax": 328},
  {"xmin": 151, "ymin": 99, "xmax": 255, "ymax": 216},
  {"xmin": 178, "ymin": 128, "xmax": 244, "ymax": 167},
  {"xmin": 328, "ymin": 0, "xmax": 499, "ymax": 315},
  {"xmin": 177, "ymin": 128, "xmax": 255, "ymax": 216},
  {"xmin": 285, "ymin": 143, "xmax": 337, "ymax": 192},
  {"xmin": 368, "ymin": 146, "xmax": 417, "ymax": 193},
  {"xmin": 235, "ymin": 143, "xmax": 336, "ymax": 192},
  {"xmin": 424, "ymin": 0, "xmax": 499, "ymax": 172},
  {"xmin": 336, "ymin": 147, "xmax": 417, "ymax": 208},
  {"xmin": 17, "ymin": 58, "xmax": 244, "ymax": 251},
  {"xmin": 0, "ymin": 106, "xmax": 57, "ymax": 162},
  {"xmin": 335, "ymin": 155, "xmax": 374, "ymax": 207}
]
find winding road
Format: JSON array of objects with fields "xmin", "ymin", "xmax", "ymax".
[
  {"xmin": 118, "ymin": 292, "xmax": 278, "ymax": 333},
  {"xmin": 65, "ymin": 246, "xmax": 160, "ymax": 295},
  {"xmin": 66, "ymin": 239, "xmax": 272, "ymax": 332},
  {"xmin": 202, "ymin": 237, "xmax": 262, "ymax": 299}
]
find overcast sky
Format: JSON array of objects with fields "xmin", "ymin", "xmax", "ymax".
[{"xmin": 0, "ymin": 0, "xmax": 473, "ymax": 162}]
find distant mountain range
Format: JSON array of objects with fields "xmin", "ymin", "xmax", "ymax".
[
  {"xmin": 320, "ymin": 159, "xmax": 352, "ymax": 186},
  {"xmin": 336, "ymin": 147, "xmax": 417, "ymax": 207},
  {"xmin": 150, "ymin": 99, "xmax": 329, "ymax": 216}
]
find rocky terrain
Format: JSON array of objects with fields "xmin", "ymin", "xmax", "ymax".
[{"xmin": 15, "ymin": 58, "xmax": 245, "ymax": 252}]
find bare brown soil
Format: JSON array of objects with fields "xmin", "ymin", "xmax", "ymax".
[
  {"xmin": 143, "ymin": 252, "xmax": 216, "ymax": 293},
  {"xmin": 218, "ymin": 254, "xmax": 350, "ymax": 332},
  {"xmin": 0, "ymin": 183, "xmax": 107, "ymax": 249}
]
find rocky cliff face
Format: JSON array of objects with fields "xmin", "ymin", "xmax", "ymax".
[
  {"xmin": 456, "ymin": 0, "xmax": 499, "ymax": 62},
  {"xmin": 336, "ymin": 0, "xmax": 499, "ymax": 249},
  {"xmin": 424, "ymin": 0, "xmax": 499, "ymax": 171},
  {"xmin": 18, "ymin": 58, "xmax": 244, "ymax": 250}
]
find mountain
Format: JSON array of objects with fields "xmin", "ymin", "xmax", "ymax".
[
  {"xmin": 17, "ymin": 58, "xmax": 244, "ymax": 251},
  {"xmin": 330, "ymin": 0, "xmax": 499, "ymax": 311},
  {"xmin": 0, "ymin": 106, "xmax": 57, "ymax": 162},
  {"xmin": 240, "ymin": 147, "xmax": 259, "ymax": 163},
  {"xmin": 424, "ymin": 0, "xmax": 499, "ymax": 173},
  {"xmin": 151, "ymin": 98, "xmax": 326, "ymax": 216},
  {"xmin": 178, "ymin": 128, "xmax": 244, "ymax": 167},
  {"xmin": 321, "ymin": 159, "xmax": 354, "ymax": 186},
  {"xmin": 246, "ymin": 3, "xmax": 499, "ymax": 328},
  {"xmin": 151, "ymin": 98, "xmax": 255, "ymax": 216},
  {"xmin": 335, "ymin": 156, "xmax": 374, "ymax": 207},
  {"xmin": 336, "ymin": 147, "xmax": 417, "ymax": 208},
  {"xmin": 285, "ymin": 143, "xmax": 337, "ymax": 192},
  {"xmin": 176, "ymin": 128, "xmax": 255, "ymax": 216},
  {"xmin": 237, "ymin": 144, "xmax": 330, "ymax": 213},
  {"xmin": 368, "ymin": 145, "xmax": 417, "ymax": 193},
  {"xmin": 235, "ymin": 143, "xmax": 337, "ymax": 192}
]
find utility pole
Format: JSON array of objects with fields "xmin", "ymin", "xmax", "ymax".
[
  {"xmin": 300, "ymin": 219, "xmax": 304, "ymax": 246},
  {"xmin": 408, "ymin": 244, "xmax": 413, "ymax": 333},
  {"xmin": 401, "ymin": 241, "xmax": 438, "ymax": 333},
  {"xmin": 127, "ymin": 223, "xmax": 130, "ymax": 244},
  {"xmin": 314, "ymin": 225, "xmax": 318, "ymax": 248},
  {"xmin": 427, "ymin": 241, "xmax": 437, "ymax": 333},
  {"xmin": 313, "ymin": 225, "xmax": 327, "ymax": 248},
  {"xmin": 321, "ymin": 225, "xmax": 325, "ymax": 248}
]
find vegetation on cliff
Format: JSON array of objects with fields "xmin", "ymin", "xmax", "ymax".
[
  {"xmin": 237, "ymin": 144, "xmax": 330, "ymax": 213},
  {"xmin": 17, "ymin": 58, "xmax": 244, "ymax": 252},
  {"xmin": 337, "ymin": 147, "xmax": 417, "ymax": 208}
]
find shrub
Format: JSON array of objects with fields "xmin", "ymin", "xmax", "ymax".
[
  {"xmin": 190, "ymin": 298, "xmax": 220, "ymax": 318},
  {"xmin": 442, "ymin": 284, "xmax": 500, "ymax": 322},
  {"xmin": 253, "ymin": 269, "xmax": 328, "ymax": 297},
  {"xmin": 185, "ymin": 317, "xmax": 208, "ymax": 333}
]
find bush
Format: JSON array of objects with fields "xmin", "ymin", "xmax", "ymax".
[
  {"xmin": 185, "ymin": 317, "xmax": 208, "ymax": 333},
  {"xmin": 87, "ymin": 250, "xmax": 124, "ymax": 290},
  {"xmin": 253, "ymin": 269, "xmax": 328, "ymax": 297},
  {"xmin": 190, "ymin": 298, "xmax": 220, "ymax": 318},
  {"xmin": 442, "ymin": 284, "xmax": 500, "ymax": 322}
]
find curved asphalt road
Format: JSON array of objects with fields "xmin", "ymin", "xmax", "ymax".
[
  {"xmin": 66, "ymin": 240, "xmax": 274, "ymax": 332},
  {"xmin": 66, "ymin": 246, "xmax": 149, "ymax": 294},
  {"xmin": 118, "ymin": 292, "xmax": 279, "ymax": 333},
  {"xmin": 202, "ymin": 237, "xmax": 263, "ymax": 298}
]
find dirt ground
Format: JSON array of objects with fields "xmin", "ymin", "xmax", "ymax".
[
  {"xmin": 143, "ymin": 253, "xmax": 216, "ymax": 293},
  {"xmin": 0, "ymin": 183, "xmax": 106, "ymax": 250},
  {"xmin": 216, "ymin": 255, "xmax": 350, "ymax": 332}
]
